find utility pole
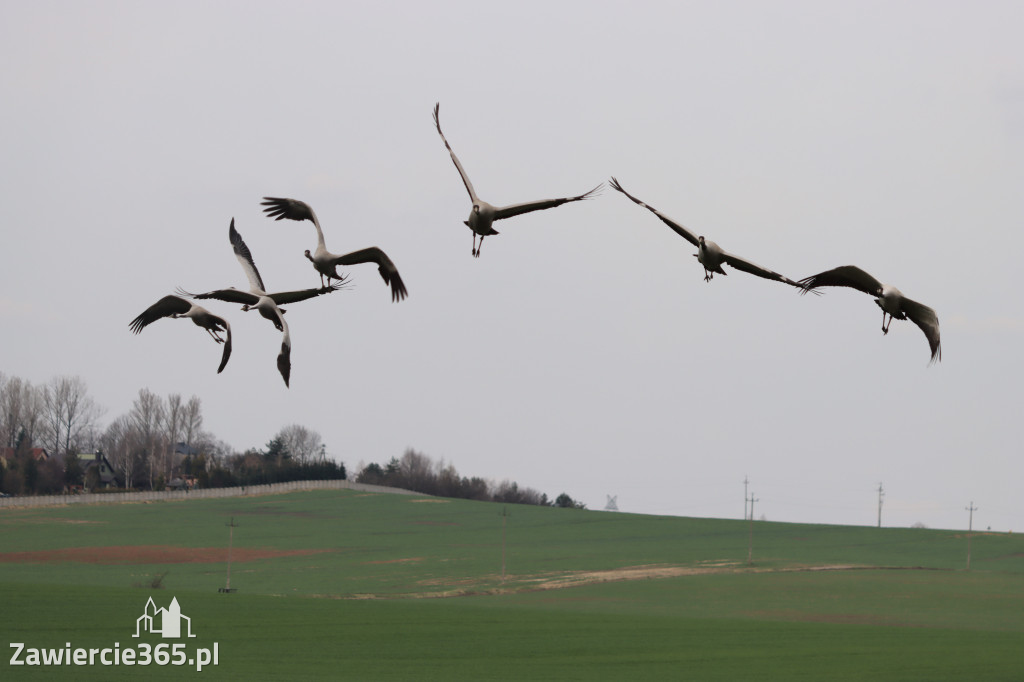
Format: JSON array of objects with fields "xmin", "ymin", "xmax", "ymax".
[
  {"xmin": 743, "ymin": 475, "xmax": 749, "ymax": 521},
  {"xmin": 219, "ymin": 516, "xmax": 238, "ymax": 593},
  {"xmin": 500, "ymin": 506, "xmax": 509, "ymax": 583},
  {"xmin": 877, "ymin": 482, "xmax": 885, "ymax": 528},
  {"xmin": 965, "ymin": 502, "xmax": 977, "ymax": 570},
  {"xmin": 747, "ymin": 492, "xmax": 758, "ymax": 565}
]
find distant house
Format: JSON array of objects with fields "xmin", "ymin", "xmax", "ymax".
[
  {"xmin": 77, "ymin": 451, "xmax": 119, "ymax": 488},
  {"xmin": 0, "ymin": 447, "xmax": 50, "ymax": 464},
  {"xmin": 167, "ymin": 475, "xmax": 197, "ymax": 491},
  {"xmin": 175, "ymin": 442, "xmax": 199, "ymax": 458},
  {"xmin": 171, "ymin": 442, "xmax": 199, "ymax": 472}
]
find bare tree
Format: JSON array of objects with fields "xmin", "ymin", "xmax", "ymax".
[
  {"xmin": 130, "ymin": 388, "xmax": 165, "ymax": 488},
  {"xmin": 74, "ymin": 422, "xmax": 102, "ymax": 453},
  {"xmin": 274, "ymin": 424, "xmax": 324, "ymax": 464},
  {"xmin": 40, "ymin": 379, "xmax": 65, "ymax": 456},
  {"xmin": 100, "ymin": 414, "xmax": 142, "ymax": 488},
  {"xmin": 39, "ymin": 376, "xmax": 103, "ymax": 457},
  {"xmin": 101, "ymin": 403, "xmax": 220, "ymax": 490},
  {"xmin": 62, "ymin": 376, "xmax": 103, "ymax": 454},
  {"xmin": 165, "ymin": 394, "xmax": 184, "ymax": 444},
  {"xmin": 18, "ymin": 382, "xmax": 44, "ymax": 453},
  {"xmin": 435, "ymin": 460, "xmax": 462, "ymax": 497},
  {"xmin": 164, "ymin": 393, "xmax": 185, "ymax": 478},
  {"xmin": 196, "ymin": 433, "xmax": 233, "ymax": 463},
  {"xmin": 492, "ymin": 480, "xmax": 548, "ymax": 506},
  {"xmin": 398, "ymin": 449, "xmax": 433, "ymax": 491},
  {"xmin": 181, "ymin": 396, "xmax": 203, "ymax": 449},
  {"xmin": 0, "ymin": 375, "xmax": 41, "ymax": 449},
  {"xmin": 0, "ymin": 372, "xmax": 8, "ymax": 446}
]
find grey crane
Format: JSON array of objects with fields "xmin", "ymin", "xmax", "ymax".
[
  {"xmin": 260, "ymin": 198, "xmax": 407, "ymax": 302},
  {"xmin": 433, "ymin": 103, "xmax": 602, "ymax": 257},
  {"xmin": 610, "ymin": 177, "xmax": 808, "ymax": 289},
  {"xmin": 129, "ymin": 295, "xmax": 232, "ymax": 374},
  {"xmin": 179, "ymin": 219, "xmax": 306, "ymax": 386},
  {"xmin": 799, "ymin": 265, "xmax": 941, "ymax": 365},
  {"xmin": 177, "ymin": 221, "xmax": 344, "ymax": 333}
]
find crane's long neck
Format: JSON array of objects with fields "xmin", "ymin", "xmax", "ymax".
[{"xmin": 311, "ymin": 213, "xmax": 326, "ymax": 250}]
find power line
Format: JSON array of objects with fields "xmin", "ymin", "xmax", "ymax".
[
  {"xmin": 877, "ymin": 482, "xmax": 885, "ymax": 528},
  {"xmin": 500, "ymin": 506, "xmax": 510, "ymax": 583},
  {"xmin": 965, "ymin": 501, "xmax": 978, "ymax": 570},
  {"xmin": 747, "ymin": 492, "xmax": 758, "ymax": 565},
  {"xmin": 219, "ymin": 516, "xmax": 238, "ymax": 593},
  {"xmin": 743, "ymin": 475, "xmax": 749, "ymax": 521}
]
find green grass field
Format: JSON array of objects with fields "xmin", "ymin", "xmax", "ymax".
[{"xmin": 2, "ymin": 489, "xmax": 1022, "ymax": 680}]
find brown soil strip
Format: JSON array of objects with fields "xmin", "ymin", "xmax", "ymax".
[{"xmin": 0, "ymin": 545, "xmax": 333, "ymax": 564}]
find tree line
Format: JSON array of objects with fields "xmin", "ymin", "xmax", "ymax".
[
  {"xmin": 355, "ymin": 449, "xmax": 586, "ymax": 509},
  {"xmin": 0, "ymin": 373, "xmax": 583, "ymax": 508},
  {"xmin": 0, "ymin": 374, "xmax": 103, "ymax": 494},
  {"xmin": 194, "ymin": 433, "xmax": 345, "ymax": 489},
  {"xmin": 0, "ymin": 373, "xmax": 336, "ymax": 495}
]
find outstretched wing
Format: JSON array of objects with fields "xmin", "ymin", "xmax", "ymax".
[
  {"xmin": 129, "ymin": 295, "xmax": 192, "ymax": 334},
  {"xmin": 216, "ymin": 319, "xmax": 233, "ymax": 374},
  {"xmin": 331, "ymin": 247, "xmax": 408, "ymax": 302},
  {"xmin": 798, "ymin": 265, "xmax": 884, "ymax": 297},
  {"xmin": 901, "ymin": 297, "xmax": 942, "ymax": 365},
  {"xmin": 493, "ymin": 183, "xmax": 603, "ymax": 222},
  {"xmin": 176, "ymin": 286, "xmax": 260, "ymax": 306},
  {"xmin": 609, "ymin": 177, "xmax": 699, "ymax": 247},
  {"xmin": 228, "ymin": 218, "xmax": 267, "ymax": 294},
  {"xmin": 275, "ymin": 309, "xmax": 291, "ymax": 388},
  {"xmin": 720, "ymin": 250, "xmax": 806, "ymax": 289},
  {"xmin": 268, "ymin": 281, "xmax": 346, "ymax": 306},
  {"xmin": 433, "ymin": 103, "xmax": 478, "ymax": 203},
  {"xmin": 260, "ymin": 197, "xmax": 317, "ymax": 224}
]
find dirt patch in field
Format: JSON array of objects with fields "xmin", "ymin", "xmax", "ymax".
[
  {"xmin": 0, "ymin": 515, "xmax": 105, "ymax": 525},
  {"xmin": 303, "ymin": 562, "xmax": 942, "ymax": 600},
  {"xmin": 392, "ymin": 563, "xmax": 941, "ymax": 599},
  {"xmin": 400, "ymin": 563, "xmax": 746, "ymax": 599},
  {"xmin": 0, "ymin": 545, "xmax": 334, "ymax": 564},
  {"xmin": 515, "ymin": 561, "xmax": 878, "ymax": 592},
  {"xmin": 527, "ymin": 563, "xmax": 742, "ymax": 590}
]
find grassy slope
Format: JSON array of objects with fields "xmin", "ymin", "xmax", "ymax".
[
  {"xmin": 3, "ymin": 579, "xmax": 1022, "ymax": 682},
  {"xmin": 1, "ymin": 489, "xmax": 1021, "ymax": 595},
  {"xmin": 1, "ymin": 490, "xmax": 1023, "ymax": 680}
]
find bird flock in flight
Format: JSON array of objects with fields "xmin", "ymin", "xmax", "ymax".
[{"xmin": 130, "ymin": 103, "xmax": 941, "ymax": 386}]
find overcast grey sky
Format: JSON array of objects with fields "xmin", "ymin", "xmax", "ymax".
[{"xmin": 2, "ymin": 1, "xmax": 1021, "ymax": 530}]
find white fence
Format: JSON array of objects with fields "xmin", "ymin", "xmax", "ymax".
[{"xmin": 0, "ymin": 479, "xmax": 421, "ymax": 509}]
